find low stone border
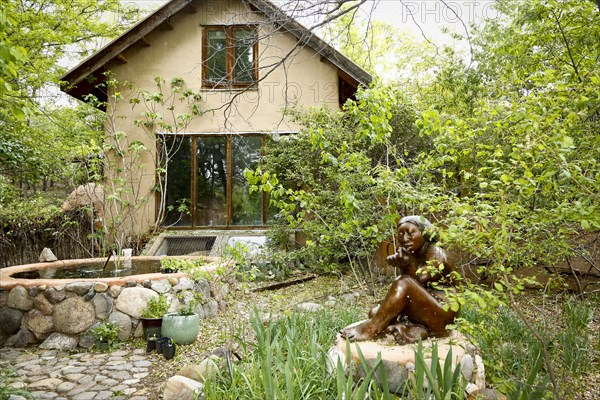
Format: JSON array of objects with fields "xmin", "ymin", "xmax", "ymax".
[{"xmin": 0, "ymin": 261, "xmax": 230, "ymax": 349}]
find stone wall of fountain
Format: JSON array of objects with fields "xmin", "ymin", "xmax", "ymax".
[{"xmin": 0, "ymin": 276, "xmax": 229, "ymax": 350}]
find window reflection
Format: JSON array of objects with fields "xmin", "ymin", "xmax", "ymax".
[
  {"xmin": 164, "ymin": 136, "xmax": 192, "ymax": 226},
  {"xmin": 232, "ymin": 136, "xmax": 263, "ymax": 225},
  {"xmin": 196, "ymin": 137, "xmax": 227, "ymax": 226}
]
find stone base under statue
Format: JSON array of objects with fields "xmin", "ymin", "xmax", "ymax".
[{"xmin": 327, "ymin": 321, "xmax": 486, "ymax": 395}]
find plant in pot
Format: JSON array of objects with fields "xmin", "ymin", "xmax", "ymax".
[
  {"xmin": 89, "ymin": 321, "xmax": 120, "ymax": 351},
  {"xmin": 140, "ymin": 294, "xmax": 171, "ymax": 340},
  {"xmin": 161, "ymin": 295, "xmax": 200, "ymax": 345}
]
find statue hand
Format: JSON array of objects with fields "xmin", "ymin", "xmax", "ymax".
[{"xmin": 387, "ymin": 248, "xmax": 406, "ymax": 268}]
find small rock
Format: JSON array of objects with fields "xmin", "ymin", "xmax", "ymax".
[
  {"xmin": 29, "ymin": 377, "xmax": 62, "ymax": 390},
  {"xmin": 94, "ymin": 282, "xmax": 108, "ymax": 292},
  {"xmin": 78, "ymin": 334, "xmax": 95, "ymax": 349},
  {"xmin": 163, "ymin": 375, "xmax": 204, "ymax": 400},
  {"xmin": 150, "ymin": 280, "xmax": 171, "ymax": 294},
  {"xmin": 39, "ymin": 333, "xmax": 78, "ymax": 350},
  {"xmin": 173, "ymin": 277, "xmax": 194, "ymax": 292},
  {"xmin": 294, "ymin": 302, "xmax": 323, "ymax": 312},
  {"xmin": 44, "ymin": 287, "xmax": 65, "ymax": 304},
  {"xmin": 108, "ymin": 285, "xmax": 123, "ymax": 298},
  {"xmin": 0, "ymin": 307, "xmax": 24, "ymax": 335},
  {"xmin": 27, "ymin": 309, "xmax": 54, "ymax": 340},
  {"xmin": 7, "ymin": 286, "xmax": 34, "ymax": 311},
  {"xmin": 325, "ymin": 346, "xmax": 346, "ymax": 374},
  {"xmin": 39, "ymin": 248, "xmax": 58, "ymax": 262},
  {"xmin": 65, "ymin": 282, "xmax": 93, "ymax": 296},
  {"xmin": 124, "ymin": 280, "xmax": 137, "ymax": 287},
  {"xmin": 108, "ymin": 310, "xmax": 132, "ymax": 340},
  {"xmin": 92, "ymin": 293, "xmax": 113, "ymax": 320},
  {"xmin": 33, "ymin": 294, "xmax": 54, "ymax": 315},
  {"xmin": 203, "ymin": 300, "xmax": 218, "ymax": 318},
  {"xmin": 83, "ymin": 288, "xmax": 96, "ymax": 301},
  {"xmin": 141, "ymin": 279, "xmax": 152, "ymax": 288},
  {"xmin": 194, "ymin": 279, "xmax": 211, "ymax": 298},
  {"xmin": 167, "ymin": 277, "xmax": 179, "ymax": 286},
  {"xmin": 28, "ymin": 287, "xmax": 40, "ymax": 298}
]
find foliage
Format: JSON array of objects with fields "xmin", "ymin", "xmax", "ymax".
[
  {"xmin": 141, "ymin": 294, "xmax": 171, "ymax": 319},
  {"xmin": 89, "ymin": 321, "xmax": 120, "ymax": 350},
  {"xmin": 0, "ymin": 0, "xmax": 139, "ymax": 209},
  {"xmin": 412, "ymin": 341, "xmax": 467, "ymax": 400},
  {"xmin": 247, "ymin": 87, "xmax": 432, "ymax": 287},
  {"xmin": 0, "ymin": 366, "xmax": 33, "ymax": 400},
  {"xmin": 83, "ymin": 74, "xmax": 203, "ymax": 252},
  {"xmin": 458, "ymin": 295, "xmax": 595, "ymax": 398},
  {"xmin": 160, "ymin": 257, "xmax": 205, "ymax": 275},
  {"xmin": 204, "ymin": 308, "xmax": 392, "ymax": 399}
]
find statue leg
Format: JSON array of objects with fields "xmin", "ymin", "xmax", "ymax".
[{"xmin": 340, "ymin": 275, "xmax": 416, "ymax": 342}]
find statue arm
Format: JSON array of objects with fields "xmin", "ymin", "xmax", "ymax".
[{"xmin": 417, "ymin": 246, "xmax": 452, "ymax": 287}]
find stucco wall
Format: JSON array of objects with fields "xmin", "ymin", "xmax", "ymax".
[{"xmin": 104, "ymin": 0, "xmax": 343, "ymax": 236}]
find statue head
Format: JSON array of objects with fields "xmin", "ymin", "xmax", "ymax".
[{"xmin": 397, "ymin": 216, "xmax": 437, "ymax": 253}]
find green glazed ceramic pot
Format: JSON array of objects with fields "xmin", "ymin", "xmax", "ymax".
[{"xmin": 161, "ymin": 312, "xmax": 200, "ymax": 345}]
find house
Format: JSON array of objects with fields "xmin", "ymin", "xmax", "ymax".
[{"xmin": 61, "ymin": 0, "xmax": 371, "ymax": 238}]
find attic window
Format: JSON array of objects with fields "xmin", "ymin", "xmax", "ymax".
[{"xmin": 203, "ymin": 26, "xmax": 257, "ymax": 88}]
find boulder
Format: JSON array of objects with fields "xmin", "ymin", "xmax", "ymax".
[
  {"xmin": 7, "ymin": 286, "xmax": 34, "ymax": 311},
  {"xmin": 53, "ymin": 297, "xmax": 95, "ymax": 334},
  {"xmin": 44, "ymin": 287, "xmax": 66, "ymax": 304},
  {"xmin": 33, "ymin": 294, "xmax": 54, "ymax": 315},
  {"xmin": 39, "ymin": 332, "xmax": 78, "ymax": 351},
  {"xmin": 108, "ymin": 310, "xmax": 132, "ymax": 340},
  {"xmin": 0, "ymin": 307, "xmax": 24, "ymax": 335},
  {"xmin": 330, "ymin": 327, "xmax": 485, "ymax": 394},
  {"xmin": 5, "ymin": 328, "xmax": 37, "ymax": 347},
  {"xmin": 177, "ymin": 357, "xmax": 219, "ymax": 383},
  {"xmin": 115, "ymin": 287, "xmax": 158, "ymax": 319},
  {"xmin": 92, "ymin": 293, "xmax": 113, "ymax": 320},
  {"xmin": 163, "ymin": 375, "xmax": 204, "ymax": 400},
  {"xmin": 61, "ymin": 183, "xmax": 104, "ymax": 216},
  {"xmin": 26, "ymin": 309, "xmax": 54, "ymax": 340},
  {"xmin": 39, "ymin": 248, "xmax": 58, "ymax": 262}
]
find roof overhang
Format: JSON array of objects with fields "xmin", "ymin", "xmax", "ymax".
[{"xmin": 60, "ymin": 0, "xmax": 371, "ymax": 103}]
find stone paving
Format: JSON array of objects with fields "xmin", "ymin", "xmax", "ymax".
[{"xmin": 0, "ymin": 347, "xmax": 156, "ymax": 400}]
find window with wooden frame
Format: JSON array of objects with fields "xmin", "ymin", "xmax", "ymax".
[{"xmin": 202, "ymin": 26, "xmax": 258, "ymax": 88}]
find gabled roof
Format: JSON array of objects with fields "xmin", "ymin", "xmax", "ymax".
[{"xmin": 61, "ymin": 0, "xmax": 372, "ymax": 102}]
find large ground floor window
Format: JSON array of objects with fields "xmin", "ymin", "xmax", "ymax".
[{"xmin": 161, "ymin": 134, "xmax": 267, "ymax": 228}]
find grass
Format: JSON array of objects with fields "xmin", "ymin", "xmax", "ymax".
[{"xmin": 458, "ymin": 295, "xmax": 596, "ymax": 399}]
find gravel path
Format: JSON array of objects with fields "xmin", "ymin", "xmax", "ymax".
[{"xmin": 0, "ymin": 347, "xmax": 160, "ymax": 400}]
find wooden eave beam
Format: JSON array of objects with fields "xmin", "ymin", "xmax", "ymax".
[
  {"xmin": 164, "ymin": 18, "xmax": 174, "ymax": 30},
  {"xmin": 140, "ymin": 37, "xmax": 151, "ymax": 47},
  {"xmin": 61, "ymin": 0, "xmax": 192, "ymax": 89},
  {"xmin": 116, "ymin": 53, "xmax": 128, "ymax": 63}
]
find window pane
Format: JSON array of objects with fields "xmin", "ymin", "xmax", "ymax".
[
  {"xmin": 163, "ymin": 136, "xmax": 192, "ymax": 227},
  {"xmin": 233, "ymin": 30, "xmax": 255, "ymax": 83},
  {"xmin": 232, "ymin": 136, "xmax": 262, "ymax": 225},
  {"xmin": 206, "ymin": 30, "xmax": 227, "ymax": 83},
  {"xmin": 196, "ymin": 137, "xmax": 227, "ymax": 226}
]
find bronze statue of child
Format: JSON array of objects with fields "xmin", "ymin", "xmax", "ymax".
[{"xmin": 341, "ymin": 216, "xmax": 457, "ymax": 344}]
